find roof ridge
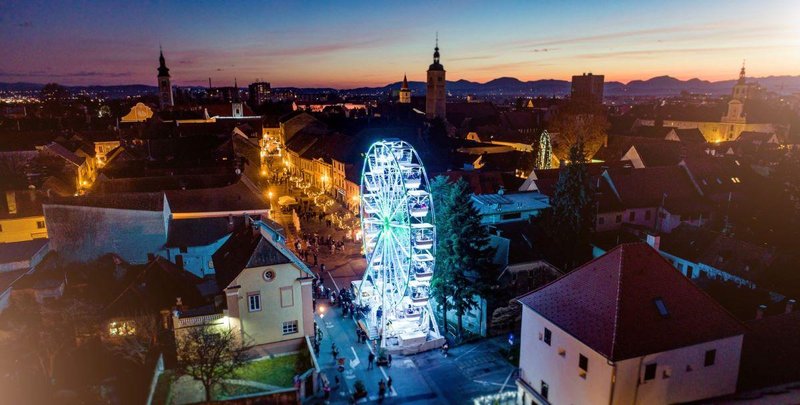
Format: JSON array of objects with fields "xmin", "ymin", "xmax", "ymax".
[{"xmin": 609, "ymin": 244, "xmax": 626, "ymax": 360}]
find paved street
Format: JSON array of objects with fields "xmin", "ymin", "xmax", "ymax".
[{"xmin": 309, "ymin": 297, "xmax": 517, "ymax": 404}]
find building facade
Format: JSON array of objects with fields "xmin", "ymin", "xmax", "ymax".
[
  {"xmin": 571, "ymin": 73, "xmax": 604, "ymax": 105},
  {"xmin": 516, "ymin": 244, "xmax": 745, "ymax": 405}
]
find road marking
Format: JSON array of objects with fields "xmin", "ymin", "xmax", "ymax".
[
  {"xmin": 498, "ymin": 369, "xmax": 515, "ymax": 393},
  {"xmin": 350, "ymin": 346, "xmax": 361, "ymax": 368},
  {"xmin": 328, "ymin": 271, "xmax": 340, "ymax": 291},
  {"xmin": 454, "ymin": 343, "xmax": 481, "ymax": 360}
]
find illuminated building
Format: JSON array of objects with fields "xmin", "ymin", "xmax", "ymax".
[
  {"xmin": 425, "ymin": 36, "xmax": 446, "ymax": 119},
  {"xmin": 399, "ymin": 74, "xmax": 411, "ymax": 104},
  {"xmin": 248, "ymin": 81, "xmax": 271, "ymax": 107}
]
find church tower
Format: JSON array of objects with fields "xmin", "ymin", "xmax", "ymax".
[
  {"xmin": 732, "ymin": 61, "xmax": 748, "ymax": 101},
  {"xmin": 425, "ymin": 36, "xmax": 446, "ymax": 119},
  {"xmin": 157, "ymin": 48, "xmax": 174, "ymax": 109},
  {"xmin": 399, "ymin": 74, "xmax": 411, "ymax": 104}
]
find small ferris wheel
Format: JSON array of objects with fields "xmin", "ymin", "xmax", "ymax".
[{"xmin": 357, "ymin": 139, "xmax": 439, "ymax": 349}]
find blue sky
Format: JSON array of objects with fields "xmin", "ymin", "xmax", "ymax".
[{"xmin": 1, "ymin": 0, "xmax": 798, "ymax": 87}]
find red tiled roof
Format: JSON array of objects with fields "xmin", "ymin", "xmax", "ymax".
[
  {"xmin": 518, "ymin": 243, "xmax": 745, "ymax": 361},
  {"xmin": 605, "ymin": 166, "xmax": 710, "ymax": 214}
]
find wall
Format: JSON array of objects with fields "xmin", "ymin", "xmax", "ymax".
[
  {"xmin": 160, "ymin": 235, "xmax": 230, "ymax": 278},
  {"xmin": 0, "ymin": 215, "xmax": 47, "ymax": 243},
  {"xmin": 612, "ymin": 335, "xmax": 743, "ymax": 405},
  {"xmin": 518, "ymin": 306, "xmax": 613, "ymax": 405},
  {"xmin": 43, "ymin": 205, "xmax": 168, "ymax": 264},
  {"xmin": 228, "ymin": 262, "xmax": 311, "ymax": 348}
]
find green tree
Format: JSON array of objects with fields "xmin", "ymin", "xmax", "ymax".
[
  {"xmin": 430, "ymin": 177, "xmax": 497, "ymax": 340},
  {"xmin": 176, "ymin": 325, "xmax": 248, "ymax": 403},
  {"xmin": 543, "ymin": 141, "xmax": 596, "ymax": 270},
  {"xmin": 39, "ymin": 82, "xmax": 70, "ymax": 118}
]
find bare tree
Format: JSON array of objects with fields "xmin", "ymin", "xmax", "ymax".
[
  {"xmin": 105, "ymin": 312, "xmax": 159, "ymax": 366},
  {"xmin": 176, "ymin": 325, "xmax": 248, "ymax": 403},
  {"xmin": 548, "ymin": 102, "xmax": 609, "ymax": 161}
]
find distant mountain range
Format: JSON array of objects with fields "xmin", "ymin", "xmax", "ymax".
[{"xmin": 2, "ymin": 75, "xmax": 799, "ymax": 98}]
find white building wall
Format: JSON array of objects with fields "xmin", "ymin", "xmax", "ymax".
[
  {"xmin": 612, "ymin": 335, "xmax": 743, "ymax": 405},
  {"xmin": 518, "ymin": 306, "xmax": 613, "ymax": 404}
]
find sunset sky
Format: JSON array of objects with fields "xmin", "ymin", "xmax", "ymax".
[{"xmin": 1, "ymin": 0, "xmax": 798, "ymax": 88}]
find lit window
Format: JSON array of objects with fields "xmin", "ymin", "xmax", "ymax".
[
  {"xmin": 543, "ymin": 328, "xmax": 552, "ymax": 345},
  {"xmin": 644, "ymin": 363, "xmax": 657, "ymax": 381},
  {"xmin": 704, "ymin": 349, "xmax": 716, "ymax": 367},
  {"xmin": 248, "ymin": 293, "xmax": 261, "ymax": 312},
  {"xmin": 654, "ymin": 298, "xmax": 669, "ymax": 318},
  {"xmin": 282, "ymin": 320, "xmax": 298, "ymax": 335}
]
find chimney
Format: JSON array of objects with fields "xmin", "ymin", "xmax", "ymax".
[
  {"xmin": 5, "ymin": 191, "xmax": 17, "ymax": 215},
  {"xmin": 786, "ymin": 299, "xmax": 796, "ymax": 314},
  {"xmin": 756, "ymin": 304, "xmax": 767, "ymax": 320},
  {"xmin": 646, "ymin": 234, "xmax": 661, "ymax": 251}
]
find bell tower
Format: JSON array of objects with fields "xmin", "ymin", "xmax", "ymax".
[
  {"xmin": 425, "ymin": 35, "xmax": 446, "ymax": 119},
  {"xmin": 399, "ymin": 74, "xmax": 411, "ymax": 104},
  {"xmin": 157, "ymin": 47, "xmax": 174, "ymax": 109}
]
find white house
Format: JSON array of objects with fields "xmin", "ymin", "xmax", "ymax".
[{"xmin": 516, "ymin": 243, "xmax": 746, "ymax": 405}]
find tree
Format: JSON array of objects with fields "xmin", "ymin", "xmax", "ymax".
[
  {"xmin": 176, "ymin": 325, "xmax": 247, "ymax": 403},
  {"xmin": 104, "ymin": 312, "xmax": 160, "ymax": 367},
  {"xmin": 430, "ymin": 177, "xmax": 497, "ymax": 339},
  {"xmin": 548, "ymin": 102, "xmax": 608, "ymax": 161},
  {"xmin": 535, "ymin": 130, "xmax": 552, "ymax": 170},
  {"xmin": 542, "ymin": 141, "xmax": 596, "ymax": 270},
  {"xmin": 429, "ymin": 176, "xmax": 455, "ymax": 339},
  {"xmin": 39, "ymin": 83, "xmax": 70, "ymax": 118}
]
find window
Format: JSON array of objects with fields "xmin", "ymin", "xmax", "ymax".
[
  {"xmin": 179, "ymin": 246, "xmax": 188, "ymax": 253},
  {"xmin": 629, "ymin": 211, "xmax": 636, "ymax": 221},
  {"xmin": 543, "ymin": 328, "xmax": 552, "ymax": 345},
  {"xmin": 644, "ymin": 363, "xmax": 657, "ymax": 381},
  {"xmin": 704, "ymin": 349, "xmax": 716, "ymax": 367},
  {"xmin": 248, "ymin": 293, "xmax": 261, "ymax": 312},
  {"xmin": 579, "ymin": 354, "xmax": 589, "ymax": 374},
  {"xmin": 282, "ymin": 320, "xmax": 298, "ymax": 335},
  {"xmin": 501, "ymin": 212, "xmax": 522, "ymax": 221},
  {"xmin": 540, "ymin": 381, "xmax": 549, "ymax": 399},
  {"xmin": 654, "ymin": 298, "xmax": 669, "ymax": 318},
  {"xmin": 598, "ymin": 216, "xmax": 605, "ymax": 225},
  {"xmin": 615, "ymin": 214, "xmax": 622, "ymax": 223},
  {"xmin": 0, "ymin": 224, "xmax": 3, "ymax": 232},
  {"xmin": 645, "ymin": 210, "xmax": 652, "ymax": 220},
  {"xmin": 280, "ymin": 286, "xmax": 294, "ymax": 308},
  {"xmin": 36, "ymin": 220, "xmax": 46, "ymax": 229}
]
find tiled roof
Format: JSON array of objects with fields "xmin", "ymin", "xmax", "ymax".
[
  {"xmin": 166, "ymin": 216, "xmax": 243, "ymax": 248},
  {"xmin": 739, "ymin": 310, "xmax": 800, "ymax": 390},
  {"xmin": 518, "ymin": 243, "xmax": 746, "ymax": 361},
  {"xmin": 213, "ymin": 225, "xmax": 293, "ymax": 289},
  {"xmin": 165, "ymin": 180, "xmax": 269, "ymax": 214},
  {"xmin": 43, "ymin": 141, "xmax": 84, "ymax": 166},
  {"xmin": 674, "ymin": 128, "xmax": 707, "ymax": 143},
  {"xmin": 604, "ymin": 166, "xmax": 710, "ymax": 214},
  {"xmin": 0, "ymin": 239, "xmax": 48, "ymax": 264},
  {"xmin": 48, "ymin": 192, "xmax": 166, "ymax": 212},
  {"xmin": 737, "ymin": 131, "xmax": 776, "ymax": 144}
]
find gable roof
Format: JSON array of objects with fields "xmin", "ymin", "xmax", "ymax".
[
  {"xmin": 42, "ymin": 141, "xmax": 84, "ymax": 166},
  {"xmin": 48, "ymin": 192, "xmax": 166, "ymax": 212},
  {"xmin": 166, "ymin": 216, "xmax": 244, "ymax": 248},
  {"xmin": 518, "ymin": 243, "xmax": 745, "ymax": 361},
  {"xmin": 212, "ymin": 223, "xmax": 300, "ymax": 289},
  {"xmin": 674, "ymin": 128, "xmax": 707, "ymax": 143},
  {"xmin": 604, "ymin": 166, "xmax": 710, "ymax": 214}
]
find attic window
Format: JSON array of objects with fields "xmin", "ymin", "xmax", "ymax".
[{"xmin": 654, "ymin": 298, "xmax": 669, "ymax": 318}]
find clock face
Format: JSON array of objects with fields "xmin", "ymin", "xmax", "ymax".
[{"xmin": 263, "ymin": 270, "xmax": 276, "ymax": 282}]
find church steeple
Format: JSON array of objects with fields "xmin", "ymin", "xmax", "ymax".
[
  {"xmin": 158, "ymin": 46, "xmax": 170, "ymax": 78},
  {"xmin": 157, "ymin": 47, "xmax": 173, "ymax": 108},
  {"xmin": 402, "ymin": 74, "xmax": 408, "ymax": 89},
  {"xmin": 425, "ymin": 34, "xmax": 446, "ymax": 119},
  {"xmin": 399, "ymin": 73, "xmax": 411, "ymax": 104},
  {"xmin": 738, "ymin": 60, "xmax": 746, "ymax": 85}
]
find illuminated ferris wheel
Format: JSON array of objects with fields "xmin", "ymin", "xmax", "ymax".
[{"xmin": 358, "ymin": 139, "xmax": 439, "ymax": 349}]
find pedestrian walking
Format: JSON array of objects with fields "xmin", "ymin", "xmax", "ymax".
[
  {"xmin": 387, "ymin": 353, "xmax": 392, "ymax": 368},
  {"xmin": 387, "ymin": 376, "xmax": 392, "ymax": 391},
  {"xmin": 368, "ymin": 352, "xmax": 375, "ymax": 370},
  {"xmin": 378, "ymin": 379, "xmax": 386, "ymax": 400}
]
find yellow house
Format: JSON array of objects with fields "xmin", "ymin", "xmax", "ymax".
[
  {"xmin": 0, "ymin": 191, "xmax": 47, "ymax": 243},
  {"xmin": 173, "ymin": 220, "xmax": 315, "ymax": 354}
]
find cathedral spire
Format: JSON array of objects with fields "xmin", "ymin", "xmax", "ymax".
[
  {"xmin": 433, "ymin": 32, "xmax": 440, "ymax": 65},
  {"xmin": 157, "ymin": 47, "xmax": 170, "ymax": 77},
  {"xmin": 402, "ymin": 73, "xmax": 408, "ymax": 89}
]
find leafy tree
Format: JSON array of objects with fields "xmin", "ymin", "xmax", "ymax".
[
  {"xmin": 542, "ymin": 141, "xmax": 595, "ymax": 270},
  {"xmin": 176, "ymin": 325, "xmax": 247, "ymax": 403},
  {"xmin": 548, "ymin": 102, "xmax": 608, "ymax": 161},
  {"xmin": 430, "ymin": 177, "xmax": 497, "ymax": 339}
]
